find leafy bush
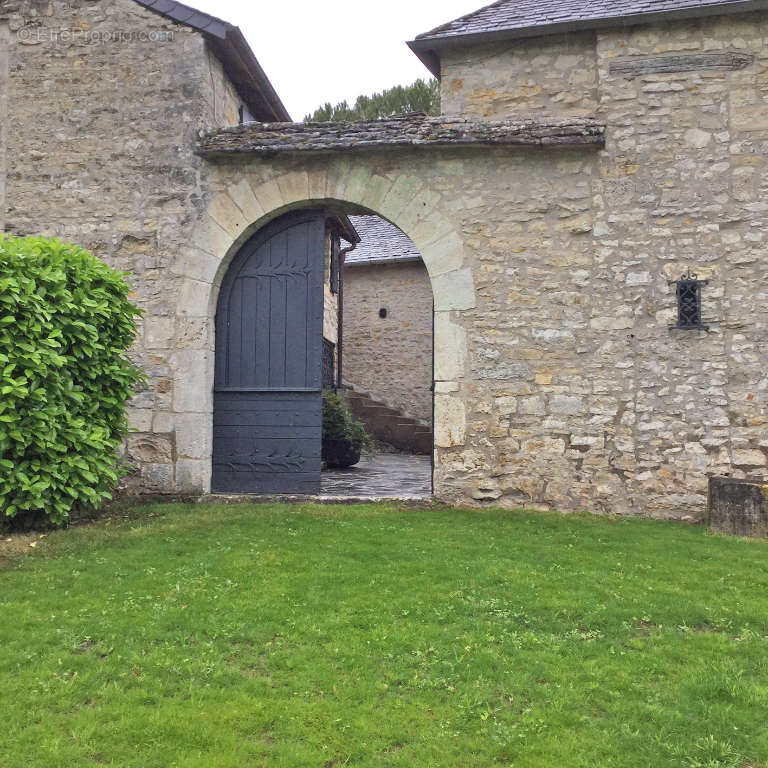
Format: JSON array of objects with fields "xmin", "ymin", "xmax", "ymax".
[
  {"xmin": 322, "ymin": 390, "xmax": 372, "ymax": 451},
  {"xmin": 0, "ymin": 236, "xmax": 144, "ymax": 527}
]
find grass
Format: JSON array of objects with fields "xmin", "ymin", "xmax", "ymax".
[{"xmin": 2, "ymin": 502, "xmax": 768, "ymax": 768}]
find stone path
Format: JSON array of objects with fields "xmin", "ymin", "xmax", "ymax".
[{"xmin": 321, "ymin": 453, "xmax": 432, "ymax": 498}]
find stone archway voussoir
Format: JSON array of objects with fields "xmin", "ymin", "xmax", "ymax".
[
  {"xmin": 276, "ymin": 170, "xmax": 311, "ymax": 206},
  {"xmin": 225, "ymin": 178, "xmax": 266, "ymax": 223},
  {"xmin": 391, "ymin": 186, "xmax": 442, "ymax": 236},
  {"xmin": 172, "ymin": 246, "xmax": 222, "ymax": 285},
  {"xmin": 376, "ymin": 174, "xmax": 426, "ymax": 226},
  {"xmin": 322, "ymin": 158, "xmax": 354, "ymax": 201},
  {"xmin": 308, "ymin": 169, "xmax": 328, "ymax": 201},
  {"xmin": 335, "ymin": 165, "xmax": 374, "ymax": 206},
  {"xmin": 418, "ymin": 231, "xmax": 466, "ymax": 279},
  {"xmin": 191, "ymin": 213, "xmax": 238, "ymax": 259},
  {"xmin": 248, "ymin": 176, "xmax": 287, "ymax": 217},
  {"xmin": 358, "ymin": 174, "xmax": 394, "ymax": 214},
  {"xmin": 207, "ymin": 192, "xmax": 249, "ymax": 240}
]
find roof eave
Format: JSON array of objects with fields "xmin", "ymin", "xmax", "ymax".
[
  {"xmin": 329, "ymin": 215, "xmax": 362, "ymax": 245},
  {"xmin": 132, "ymin": 0, "xmax": 290, "ymax": 122},
  {"xmin": 212, "ymin": 28, "xmax": 291, "ymax": 122},
  {"xmin": 346, "ymin": 255, "xmax": 422, "ymax": 267},
  {"xmin": 406, "ymin": 40, "xmax": 441, "ymax": 79},
  {"xmin": 409, "ymin": 0, "xmax": 768, "ymax": 76}
]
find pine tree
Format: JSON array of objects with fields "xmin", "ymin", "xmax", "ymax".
[{"xmin": 304, "ymin": 79, "xmax": 439, "ymax": 122}]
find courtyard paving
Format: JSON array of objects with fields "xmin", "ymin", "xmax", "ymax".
[{"xmin": 321, "ymin": 453, "xmax": 432, "ymax": 498}]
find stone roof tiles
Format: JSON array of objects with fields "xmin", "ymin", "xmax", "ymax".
[
  {"xmin": 409, "ymin": 0, "xmax": 768, "ymax": 75},
  {"xmin": 197, "ymin": 114, "xmax": 605, "ymax": 157},
  {"xmin": 133, "ymin": 0, "xmax": 233, "ymax": 39},
  {"xmin": 345, "ymin": 216, "xmax": 422, "ymax": 266},
  {"xmin": 417, "ymin": 0, "xmax": 766, "ymax": 40}
]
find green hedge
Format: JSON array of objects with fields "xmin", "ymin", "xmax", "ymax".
[{"xmin": 0, "ymin": 236, "xmax": 144, "ymax": 526}]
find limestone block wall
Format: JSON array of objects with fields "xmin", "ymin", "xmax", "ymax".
[
  {"xmin": 440, "ymin": 31, "xmax": 599, "ymax": 119},
  {"xmin": 590, "ymin": 14, "xmax": 768, "ymax": 518},
  {"xmin": 431, "ymin": 11, "xmax": 768, "ymax": 518},
  {"xmin": 343, "ymin": 260, "xmax": 433, "ymax": 423},
  {"xmin": 1, "ymin": 0, "xmax": 243, "ymax": 492}
]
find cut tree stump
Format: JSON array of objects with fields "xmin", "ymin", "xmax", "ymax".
[{"xmin": 707, "ymin": 477, "xmax": 768, "ymax": 537}]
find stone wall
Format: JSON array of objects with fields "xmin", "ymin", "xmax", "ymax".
[
  {"xmin": 343, "ymin": 260, "xmax": 433, "ymax": 423},
  {"xmin": 0, "ymin": 0, "xmax": 244, "ymax": 492},
  {"xmin": 440, "ymin": 31, "xmax": 599, "ymax": 119},
  {"xmin": 589, "ymin": 14, "xmax": 768, "ymax": 517},
  {"xmin": 187, "ymin": 148, "xmax": 595, "ymax": 505},
  {"xmin": 431, "ymin": 11, "xmax": 768, "ymax": 518},
  {"xmin": 0, "ymin": 19, "xmax": 8, "ymax": 232}
]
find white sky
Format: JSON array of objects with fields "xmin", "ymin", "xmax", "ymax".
[{"xmin": 187, "ymin": 0, "xmax": 484, "ymax": 120}]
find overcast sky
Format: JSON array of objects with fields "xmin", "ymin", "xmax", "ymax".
[{"xmin": 187, "ymin": 0, "xmax": 483, "ymax": 120}]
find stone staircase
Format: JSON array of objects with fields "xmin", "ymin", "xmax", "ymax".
[{"xmin": 343, "ymin": 387, "xmax": 432, "ymax": 455}]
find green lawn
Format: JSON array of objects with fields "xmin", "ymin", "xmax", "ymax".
[{"xmin": 2, "ymin": 503, "xmax": 768, "ymax": 768}]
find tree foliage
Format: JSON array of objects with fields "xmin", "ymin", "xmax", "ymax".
[
  {"xmin": 0, "ymin": 236, "xmax": 144, "ymax": 527},
  {"xmin": 304, "ymin": 78, "xmax": 440, "ymax": 122}
]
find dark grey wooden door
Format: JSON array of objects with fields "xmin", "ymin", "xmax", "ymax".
[{"xmin": 212, "ymin": 211, "xmax": 326, "ymax": 494}]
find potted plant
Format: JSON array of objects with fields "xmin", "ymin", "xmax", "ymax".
[{"xmin": 322, "ymin": 390, "xmax": 372, "ymax": 468}]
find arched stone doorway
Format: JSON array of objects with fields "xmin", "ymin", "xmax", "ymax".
[
  {"xmin": 174, "ymin": 160, "xmax": 474, "ymax": 497},
  {"xmin": 209, "ymin": 201, "xmax": 437, "ymax": 496}
]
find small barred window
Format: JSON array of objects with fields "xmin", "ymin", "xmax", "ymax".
[{"xmin": 670, "ymin": 270, "xmax": 708, "ymax": 330}]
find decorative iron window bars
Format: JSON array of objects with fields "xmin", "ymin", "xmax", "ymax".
[{"xmin": 669, "ymin": 269, "xmax": 709, "ymax": 330}]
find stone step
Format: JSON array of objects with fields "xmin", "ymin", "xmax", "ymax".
[
  {"xmin": 357, "ymin": 404, "xmax": 409, "ymax": 420},
  {"xmin": 344, "ymin": 388, "xmax": 432, "ymax": 455}
]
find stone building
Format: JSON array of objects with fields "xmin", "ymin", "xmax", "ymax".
[
  {"xmin": 3, "ymin": 0, "xmax": 768, "ymax": 517},
  {"xmin": 342, "ymin": 215, "xmax": 433, "ymax": 427}
]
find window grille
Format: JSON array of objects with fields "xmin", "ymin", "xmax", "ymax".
[{"xmin": 669, "ymin": 270, "xmax": 708, "ymax": 330}]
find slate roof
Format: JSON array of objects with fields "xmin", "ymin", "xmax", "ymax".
[
  {"xmin": 133, "ymin": 0, "xmax": 290, "ymax": 121},
  {"xmin": 409, "ymin": 0, "xmax": 768, "ymax": 75},
  {"xmin": 197, "ymin": 114, "xmax": 605, "ymax": 156},
  {"xmin": 134, "ymin": 0, "xmax": 231, "ymax": 37},
  {"xmin": 345, "ymin": 216, "xmax": 422, "ymax": 266}
]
